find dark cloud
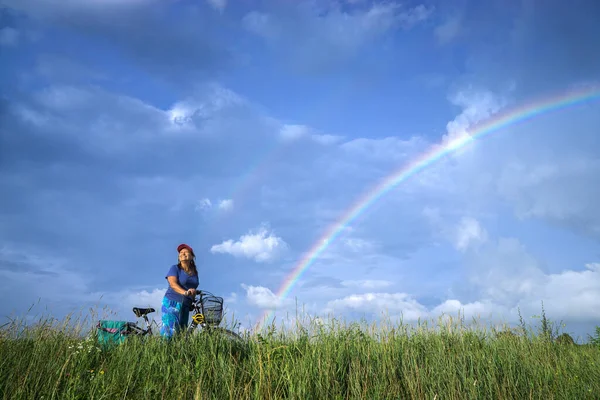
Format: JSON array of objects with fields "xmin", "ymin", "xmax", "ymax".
[
  {"xmin": 241, "ymin": 0, "xmax": 433, "ymax": 75},
  {"xmin": 34, "ymin": 53, "xmax": 109, "ymax": 84},
  {"xmin": 1, "ymin": 0, "xmax": 235, "ymax": 87},
  {"xmin": 454, "ymin": 0, "xmax": 600, "ymax": 94},
  {"xmin": 0, "ymin": 259, "xmax": 59, "ymax": 277},
  {"xmin": 0, "ymin": 84, "xmax": 281, "ymax": 182},
  {"xmin": 0, "ymin": 84, "xmax": 280, "ymax": 294}
]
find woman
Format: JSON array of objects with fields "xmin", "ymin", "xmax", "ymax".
[{"xmin": 160, "ymin": 243, "xmax": 200, "ymax": 338}]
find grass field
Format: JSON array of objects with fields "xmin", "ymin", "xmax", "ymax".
[{"xmin": 1, "ymin": 308, "xmax": 599, "ymax": 400}]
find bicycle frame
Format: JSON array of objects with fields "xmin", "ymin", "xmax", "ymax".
[
  {"xmin": 130, "ymin": 318, "xmax": 155, "ymax": 336},
  {"xmin": 127, "ymin": 307, "xmax": 159, "ymax": 336}
]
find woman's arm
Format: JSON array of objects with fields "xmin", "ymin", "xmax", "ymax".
[{"xmin": 167, "ymin": 276, "xmax": 191, "ymax": 295}]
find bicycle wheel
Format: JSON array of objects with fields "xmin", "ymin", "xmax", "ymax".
[
  {"xmin": 204, "ymin": 326, "xmax": 243, "ymax": 343},
  {"xmin": 207, "ymin": 326, "xmax": 249, "ymax": 360},
  {"xmin": 199, "ymin": 326, "xmax": 243, "ymax": 344}
]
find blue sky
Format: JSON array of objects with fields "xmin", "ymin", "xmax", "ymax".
[{"xmin": 1, "ymin": 0, "xmax": 600, "ymax": 341}]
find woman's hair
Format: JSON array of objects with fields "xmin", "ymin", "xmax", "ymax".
[{"xmin": 178, "ymin": 254, "xmax": 198, "ymax": 275}]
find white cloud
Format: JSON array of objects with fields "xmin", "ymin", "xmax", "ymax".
[
  {"xmin": 117, "ymin": 288, "xmax": 165, "ymax": 322},
  {"xmin": 166, "ymin": 85, "xmax": 245, "ymax": 132},
  {"xmin": 320, "ymin": 252, "xmax": 600, "ymax": 325},
  {"xmin": 465, "ymin": 237, "xmax": 600, "ymax": 316},
  {"xmin": 0, "ymin": 27, "xmax": 19, "ymax": 46},
  {"xmin": 443, "ymin": 86, "xmax": 509, "ymax": 145},
  {"xmin": 314, "ymin": 222, "xmax": 600, "ymax": 329},
  {"xmin": 341, "ymin": 279, "xmax": 394, "ymax": 289},
  {"xmin": 497, "ymin": 159, "xmax": 600, "ymax": 236},
  {"xmin": 423, "ymin": 210, "xmax": 488, "ymax": 252},
  {"xmin": 242, "ymin": 284, "xmax": 289, "ymax": 309},
  {"xmin": 399, "ymin": 85, "xmax": 516, "ymax": 197},
  {"xmin": 410, "ymin": 85, "xmax": 600, "ymax": 246},
  {"xmin": 195, "ymin": 198, "xmax": 212, "ymax": 212},
  {"xmin": 430, "ymin": 299, "xmax": 489, "ymax": 320},
  {"xmin": 341, "ymin": 237, "xmax": 377, "ymax": 253},
  {"xmin": 324, "ymin": 293, "xmax": 428, "ymax": 321},
  {"xmin": 121, "ymin": 288, "xmax": 165, "ymax": 310},
  {"xmin": 524, "ymin": 263, "xmax": 600, "ymax": 320},
  {"xmin": 210, "ymin": 225, "xmax": 288, "ymax": 262},
  {"xmin": 218, "ymin": 199, "xmax": 233, "ymax": 211},
  {"xmin": 280, "ymin": 124, "xmax": 310, "ymax": 141},
  {"xmin": 193, "ymin": 198, "xmax": 234, "ymax": 212},
  {"xmin": 279, "ymin": 123, "xmax": 343, "ymax": 145}
]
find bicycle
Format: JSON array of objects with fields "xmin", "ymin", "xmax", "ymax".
[{"xmin": 96, "ymin": 289, "xmax": 243, "ymax": 344}]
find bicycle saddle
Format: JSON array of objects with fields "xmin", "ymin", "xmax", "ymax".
[{"xmin": 133, "ymin": 307, "xmax": 155, "ymax": 317}]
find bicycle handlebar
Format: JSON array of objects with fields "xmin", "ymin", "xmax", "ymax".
[{"xmin": 192, "ymin": 289, "xmax": 217, "ymax": 300}]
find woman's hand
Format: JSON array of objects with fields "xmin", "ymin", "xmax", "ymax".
[{"xmin": 184, "ymin": 288, "xmax": 197, "ymax": 297}]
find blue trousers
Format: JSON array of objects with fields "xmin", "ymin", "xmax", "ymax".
[{"xmin": 160, "ymin": 297, "xmax": 190, "ymax": 338}]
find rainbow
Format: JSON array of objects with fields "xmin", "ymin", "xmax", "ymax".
[{"xmin": 255, "ymin": 84, "xmax": 600, "ymax": 330}]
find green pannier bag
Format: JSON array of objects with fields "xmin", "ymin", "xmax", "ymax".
[{"xmin": 96, "ymin": 320, "xmax": 133, "ymax": 347}]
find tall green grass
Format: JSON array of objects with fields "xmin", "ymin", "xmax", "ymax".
[{"xmin": 1, "ymin": 309, "xmax": 599, "ymax": 399}]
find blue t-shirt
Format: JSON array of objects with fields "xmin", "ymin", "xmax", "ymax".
[{"xmin": 164, "ymin": 264, "xmax": 199, "ymax": 308}]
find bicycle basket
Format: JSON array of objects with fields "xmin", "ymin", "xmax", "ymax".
[{"xmin": 201, "ymin": 295, "xmax": 224, "ymax": 326}]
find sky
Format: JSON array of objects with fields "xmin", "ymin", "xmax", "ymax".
[{"xmin": 1, "ymin": 0, "xmax": 600, "ymax": 342}]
